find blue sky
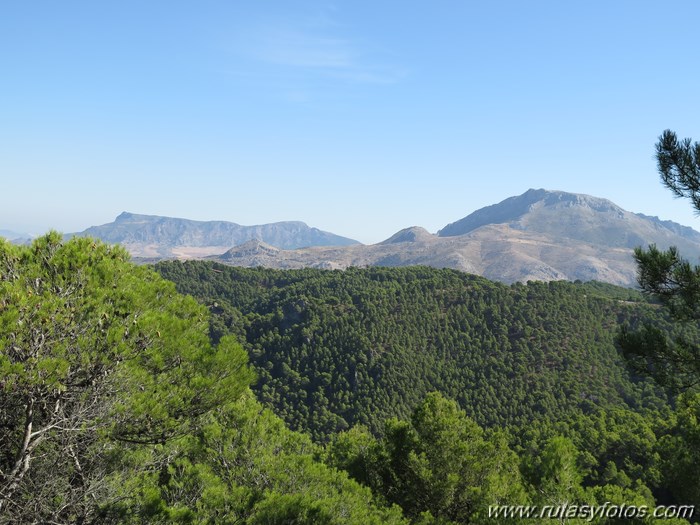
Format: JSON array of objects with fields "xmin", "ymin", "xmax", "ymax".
[{"xmin": 2, "ymin": 1, "xmax": 699, "ymax": 243}]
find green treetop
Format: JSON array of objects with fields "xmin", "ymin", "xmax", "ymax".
[{"xmin": 618, "ymin": 130, "xmax": 700, "ymax": 392}]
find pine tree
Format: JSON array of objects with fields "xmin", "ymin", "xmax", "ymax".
[{"xmin": 618, "ymin": 130, "xmax": 700, "ymax": 391}]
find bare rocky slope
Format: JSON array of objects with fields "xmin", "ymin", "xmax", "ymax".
[
  {"xmin": 63, "ymin": 190, "xmax": 700, "ymax": 286},
  {"xmin": 209, "ymin": 189, "xmax": 700, "ymax": 287}
]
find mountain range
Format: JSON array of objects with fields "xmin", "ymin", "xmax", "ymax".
[
  {"xmin": 209, "ymin": 189, "xmax": 700, "ymax": 286},
  {"xmin": 0, "ymin": 229, "xmax": 31, "ymax": 242},
  {"xmin": 70, "ymin": 212, "xmax": 360, "ymax": 258},
  {"xmin": 20, "ymin": 189, "xmax": 700, "ymax": 287}
]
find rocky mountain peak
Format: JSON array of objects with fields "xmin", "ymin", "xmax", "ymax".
[
  {"xmin": 219, "ymin": 239, "xmax": 279, "ymax": 260},
  {"xmin": 380, "ymin": 226, "xmax": 434, "ymax": 245},
  {"xmin": 438, "ymin": 189, "xmax": 625, "ymax": 238},
  {"xmin": 115, "ymin": 211, "xmax": 135, "ymax": 222}
]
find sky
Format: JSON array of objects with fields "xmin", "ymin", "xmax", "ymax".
[{"xmin": 2, "ymin": 1, "xmax": 700, "ymax": 244}]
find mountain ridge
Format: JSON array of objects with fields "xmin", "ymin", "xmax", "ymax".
[
  {"xmin": 202, "ymin": 189, "xmax": 700, "ymax": 286},
  {"xmin": 70, "ymin": 212, "xmax": 360, "ymax": 257},
  {"xmin": 0, "ymin": 229, "xmax": 32, "ymax": 242},
  {"xmin": 438, "ymin": 189, "xmax": 628, "ymax": 237},
  {"xmin": 28, "ymin": 189, "xmax": 700, "ymax": 286}
]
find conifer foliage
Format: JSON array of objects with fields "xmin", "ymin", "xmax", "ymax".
[{"xmin": 0, "ymin": 235, "xmax": 402, "ymax": 524}]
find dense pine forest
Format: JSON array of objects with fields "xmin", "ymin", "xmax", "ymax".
[
  {"xmin": 0, "ymin": 237, "xmax": 406, "ymax": 524},
  {"xmin": 155, "ymin": 263, "xmax": 672, "ymax": 439},
  {"xmin": 2, "ymin": 236, "xmax": 698, "ymax": 523},
  {"xmin": 154, "ymin": 261, "xmax": 699, "ymax": 523}
]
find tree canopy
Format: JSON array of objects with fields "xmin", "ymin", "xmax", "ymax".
[
  {"xmin": 157, "ymin": 261, "xmax": 673, "ymax": 441},
  {"xmin": 157, "ymin": 261, "xmax": 699, "ymax": 521},
  {"xmin": 0, "ymin": 233, "xmax": 252, "ymax": 521},
  {"xmin": 0, "ymin": 234, "xmax": 405, "ymax": 524},
  {"xmin": 618, "ymin": 130, "xmax": 700, "ymax": 392}
]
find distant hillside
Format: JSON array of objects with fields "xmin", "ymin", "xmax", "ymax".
[
  {"xmin": 438, "ymin": 188, "xmax": 700, "ymax": 254},
  {"xmin": 157, "ymin": 262, "xmax": 671, "ymax": 442},
  {"xmin": 0, "ymin": 229, "xmax": 31, "ymax": 242},
  {"xmin": 205, "ymin": 189, "xmax": 700, "ymax": 287},
  {"xmin": 72, "ymin": 212, "xmax": 359, "ymax": 257},
  {"xmin": 157, "ymin": 262, "xmax": 700, "ymax": 519},
  {"xmin": 379, "ymin": 226, "xmax": 434, "ymax": 244},
  {"xmin": 61, "ymin": 189, "xmax": 700, "ymax": 286},
  {"xmin": 635, "ymin": 212, "xmax": 700, "ymax": 242}
]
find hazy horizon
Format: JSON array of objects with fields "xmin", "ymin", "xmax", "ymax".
[{"xmin": 5, "ymin": 186, "xmax": 700, "ymax": 246}]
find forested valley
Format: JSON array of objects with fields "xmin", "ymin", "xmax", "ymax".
[
  {"xmin": 1, "ymin": 235, "xmax": 698, "ymax": 524},
  {"xmin": 155, "ymin": 261, "xmax": 700, "ymax": 524}
]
